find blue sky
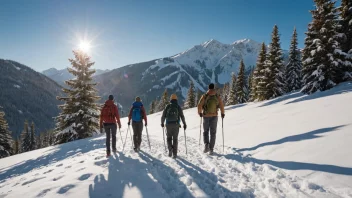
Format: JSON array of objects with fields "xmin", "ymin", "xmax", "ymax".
[{"xmin": 0, "ymin": 0, "xmax": 317, "ymax": 71}]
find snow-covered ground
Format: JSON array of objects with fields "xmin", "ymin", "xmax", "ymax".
[{"xmin": 1, "ymin": 82, "xmax": 352, "ymax": 198}]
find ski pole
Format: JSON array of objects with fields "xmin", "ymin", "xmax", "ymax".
[
  {"xmin": 184, "ymin": 128, "xmax": 188, "ymax": 155},
  {"xmin": 119, "ymin": 128, "xmax": 123, "ymax": 147},
  {"xmin": 122, "ymin": 127, "xmax": 129, "ymax": 152},
  {"xmin": 199, "ymin": 117, "xmax": 202, "ymax": 146},
  {"xmin": 129, "ymin": 125, "xmax": 134, "ymax": 149},
  {"xmin": 222, "ymin": 117, "xmax": 224, "ymax": 153},
  {"xmin": 145, "ymin": 126, "xmax": 151, "ymax": 150},
  {"xmin": 162, "ymin": 127, "xmax": 167, "ymax": 153}
]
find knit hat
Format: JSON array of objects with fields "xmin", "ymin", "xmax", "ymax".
[
  {"xmin": 208, "ymin": 83, "xmax": 215, "ymax": 90},
  {"xmin": 170, "ymin": 94, "xmax": 178, "ymax": 100},
  {"xmin": 108, "ymin": 95, "xmax": 114, "ymax": 100},
  {"xmin": 135, "ymin": 96, "xmax": 141, "ymax": 102}
]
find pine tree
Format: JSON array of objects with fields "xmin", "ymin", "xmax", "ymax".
[
  {"xmin": 236, "ymin": 60, "xmax": 247, "ymax": 103},
  {"xmin": 149, "ymin": 100, "xmax": 156, "ymax": 114},
  {"xmin": 339, "ymin": 0, "xmax": 352, "ymax": 80},
  {"xmin": 158, "ymin": 89, "xmax": 169, "ymax": 111},
  {"xmin": 13, "ymin": 136, "xmax": 20, "ymax": 155},
  {"xmin": 55, "ymin": 51, "xmax": 100, "ymax": 144},
  {"xmin": 30, "ymin": 122, "xmax": 36, "ymax": 150},
  {"xmin": 247, "ymin": 68, "xmax": 254, "ymax": 101},
  {"xmin": 184, "ymin": 81, "xmax": 196, "ymax": 109},
  {"xmin": 286, "ymin": 28, "xmax": 302, "ymax": 92},
  {"xmin": 264, "ymin": 25, "xmax": 286, "ymax": 99},
  {"xmin": 0, "ymin": 110, "xmax": 12, "ymax": 158},
  {"xmin": 253, "ymin": 42, "xmax": 268, "ymax": 101},
  {"xmin": 36, "ymin": 133, "xmax": 42, "ymax": 149},
  {"xmin": 21, "ymin": 120, "xmax": 31, "ymax": 152},
  {"xmin": 221, "ymin": 83, "xmax": 230, "ymax": 104},
  {"xmin": 302, "ymin": 0, "xmax": 344, "ymax": 94},
  {"xmin": 227, "ymin": 73, "xmax": 237, "ymax": 105},
  {"xmin": 42, "ymin": 132, "xmax": 48, "ymax": 148}
]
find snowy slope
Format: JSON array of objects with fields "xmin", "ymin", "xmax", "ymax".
[{"xmin": 1, "ymin": 82, "xmax": 351, "ymax": 198}]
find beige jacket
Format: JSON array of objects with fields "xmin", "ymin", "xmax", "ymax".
[{"xmin": 197, "ymin": 89, "xmax": 225, "ymax": 117}]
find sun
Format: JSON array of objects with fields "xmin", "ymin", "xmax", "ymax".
[{"xmin": 78, "ymin": 40, "xmax": 92, "ymax": 53}]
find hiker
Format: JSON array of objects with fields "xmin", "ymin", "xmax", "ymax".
[
  {"xmin": 161, "ymin": 94, "xmax": 187, "ymax": 158},
  {"xmin": 198, "ymin": 83, "xmax": 225, "ymax": 155},
  {"xmin": 100, "ymin": 95, "xmax": 121, "ymax": 156},
  {"xmin": 128, "ymin": 96, "xmax": 147, "ymax": 152}
]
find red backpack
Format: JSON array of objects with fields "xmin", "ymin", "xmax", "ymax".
[{"xmin": 101, "ymin": 104, "xmax": 116, "ymax": 121}]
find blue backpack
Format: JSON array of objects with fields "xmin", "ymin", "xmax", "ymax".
[{"xmin": 132, "ymin": 102, "xmax": 143, "ymax": 122}]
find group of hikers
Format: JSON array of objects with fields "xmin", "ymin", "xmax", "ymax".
[{"xmin": 99, "ymin": 83, "xmax": 225, "ymax": 158}]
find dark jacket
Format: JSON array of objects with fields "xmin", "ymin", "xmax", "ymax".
[{"xmin": 161, "ymin": 99, "xmax": 186, "ymax": 125}]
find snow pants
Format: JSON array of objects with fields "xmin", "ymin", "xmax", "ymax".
[
  {"xmin": 166, "ymin": 123, "xmax": 179, "ymax": 155},
  {"xmin": 104, "ymin": 123, "xmax": 117, "ymax": 152},
  {"xmin": 203, "ymin": 116, "xmax": 218, "ymax": 150},
  {"xmin": 132, "ymin": 121, "xmax": 143, "ymax": 149}
]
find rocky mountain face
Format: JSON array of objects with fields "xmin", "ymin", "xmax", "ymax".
[
  {"xmin": 93, "ymin": 39, "xmax": 289, "ymax": 113},
  {"xmin": 0, "ymin": 59, "xmax": 63, "ymax": 136}
]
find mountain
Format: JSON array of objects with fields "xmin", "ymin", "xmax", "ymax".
[
  {"xmin": 94, "ymin": 39, "xmax": 289, "ymax": 112},
  {"xmin": 0, "ymin": 59, "xmax": 63, "ymax": 136},
  {"xmin": 1, "ymin": 82, "xmax": 351, "ymax": 197},
  {"xmin": 42, "ymin": 68, "xmax": 110, "ymax": 87}
]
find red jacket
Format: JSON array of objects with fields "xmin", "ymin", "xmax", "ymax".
[{"xmin": 100, "ymin": 100, "xmax": 121, "ymax": 128}]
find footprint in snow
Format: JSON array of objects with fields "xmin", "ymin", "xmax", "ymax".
[
  {"xmin": 37, "ymin": 188, "xmax": 51, "ymax": 197},
  {"xmin": 79, "ymin": 160, "xmax": 85, "ymax": 163},
  {"xmin": 78, "ymin": 173, "xmax": 92, "ymax": 181},
  {"xmin": 77, "ymin": 167, "xmax": 86, "ymax": 172},
  {"xmin": 53, "ymin": 175, "xmax": 64, "ymax": 181},
  {"xmin": 56, "ymin": 163, "xmax": 63, "ymax": 167},
  {"xmin": 65, "ymin": 166, "xmax": 72, "ymax": 169},
  {"xmin": 22, "ymin": 177, "xmax": 46, "ymax": 186},
  {"xmin": 94, "ymin": 156, "xmax": 104, "ymax": 160},
  {"xmin": 57, "ymin": 184, "xmax": 75, "ymax": 194},
  {"xmin": 43, "ymin": 169, "xmax": 54, "ymax": 174}
]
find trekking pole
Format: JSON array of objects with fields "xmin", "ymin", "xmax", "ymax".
[
  {"xmin": 122, "ymin": 127, "xmax": 130, "ymax": 152},
  {"xmin": 145, "ymin": 126, "xmax": 151, "ymax": 150},
  {"xmin": 129, "ymin": 125, "xmax": 134, "ymax": 149},
  {"xmin": 184, "ymin": 128, "xmax": 188, "ymax": 155},
  {"xmin": 162, "ymin": 127, "xmax": 167, "ymax": 153},
  {"xmin": 119, "ymin": 128, "xmax": 123, "ymax": 146},
  {"xmin": 222, "ymin": 117, "xmax": 224, "ymax": 154},
  {"xmin": 199, "ymin": 117, "xmax": 202, "ymax": 146}
]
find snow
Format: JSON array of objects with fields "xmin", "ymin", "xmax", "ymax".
[
  {"xmin": 18, "ymin": 110, "xmax": 23, "ymax": 114},
  {"xmin": 13, "ymin": 85, "xmax": 20, "ymax": 89},
  {"xmin": 1, "ymin": 82, "xmax": 352, "ymax": 197}
]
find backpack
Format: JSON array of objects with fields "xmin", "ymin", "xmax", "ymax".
[
  {"xmin": 132, "ymin": 105, "xmax": 143, "ymax": 122},
  {"xmin": 203, "ymin": 94, "xmax": 219, "ymax": 115},
  {"xmin": 166, "ymin": 103, "xmax": 179, "ymax": 122},
  {"xmin": 101, "ymin": 104, "xmax": 115, "ymax": 120}
]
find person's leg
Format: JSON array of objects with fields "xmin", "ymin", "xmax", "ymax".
[
  {"xmin": 209, "ymin": 117, "xmax": 218, "ymax": 152},
  {"xmin": 171, "ymin": 124, "xmax": 180, "ymax": 157},
  {"xmin": 104, "ymin": 125, "xmax": 111, "ymax": 154},
  {"xmin": 137, "ymin": 122, "xmax": 143, "ymax": 149},
  {"xmin": 111, "ymin": 124, "xmax": 117, "ymax": 151},
  {"xmin": 203, "ymin": 117, "xmax": 210, "ymax": 152},
  {"xmin": 166, "ymin": 125, "xmax": 173, "ymax": 156},
  {"xmin": 132, "ymin": 122, "xmax": 138, "ymax": 149}
]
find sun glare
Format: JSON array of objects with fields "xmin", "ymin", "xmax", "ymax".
[{"xmin": 79, "ymin": 40, "xmax": 92, "ymax": 53}]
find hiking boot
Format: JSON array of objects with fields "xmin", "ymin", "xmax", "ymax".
[
  {"xmin": 168, "ymin": 150, "xmax": 172, "ymax": 157},
  {"xmin": 209, "ymin": 150, "xmax": 214, "ymax": 155},
  {"xmin": 203, "ymin": 144, "xmax": 210, "ymax": 153},
  {"xmin": 106, "ymin": 151, "xmax": 111, "ymax": 157},
  {"xmin": 172, "ymin": 154, "xmax": 177, "ymax": 159},
  {"xmin": 134, "ymin": 148, "xmax": 138, "ymax": 152},
  {"xmin": 112, "ymin": 149, "xmax": 117, "ymax": 153}
]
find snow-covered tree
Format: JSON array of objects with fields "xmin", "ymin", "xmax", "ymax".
[
  {"xmin": 184, "ymin": 81, "xmax": 196, "ymax": 109},
  {"xmin": 30, "ymin": 122, "xmax": 36, "ymax": 150},
  {"xmin": 13, "ymin": 136, "xmax": 20, "ymax": 155},
  {"xmin": 236, "ymin": 60, "xmax": 247, "ymax": 103},
  {"xmin": 149, "ymin": 100, "xmax": 156, "ymax": 114},
  {"xmin": 55, "ymin": 50, "xmax": 100, "ymax": 144},
  {"xmin": 264, "ymin": 25, "xmax": 285, "ymax": 99},
  {"xmin": 253, "ymin": 42, "xmax": 268, "ymax": 101},
  {"xmin": 286, "ymin": 28, "xmax": 302, "ymax": 92},
  {"xmin": 0, "ymin": 110, "xmax": 12, "ymax": 158},
  {"xmin": 247, "ymin": 68, "xmax": 254, "ymax": 101},
  {"xmin": 36, "ymin": 132, "xmax": 42, "ymax": 149},
  {"xmin": 158, "ymin": 89, "xmax": 169, "ymax": 111},
  {"xmin": 227, "ymin": 73, "xmax": 237, "ymax": 105},
  {"xmin": 21, "ymin": 120, "xmax": 31, "ymax": 152},
  {"xmin": 339, "ymin": 0, "xmax": 352, "ymax": 80},
  {"xmin": 196, "ymin": 90, "xmax": 203, "ymax": 105},
  {"xmin": 302, "ymin": 0, "xmax": 344, "ymax": 94},
  {"xmin": 221, "ymin": 83, "xmax": 230, "ymax": 104}
]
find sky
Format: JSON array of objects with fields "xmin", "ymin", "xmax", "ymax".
[{"xmin": 0, "ymin": 0, "xmax": 318, "ymax": 72}]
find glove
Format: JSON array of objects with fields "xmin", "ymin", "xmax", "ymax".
[
  {"xmin": 199, "ymin": 113, "xmax": 203, "ymax": 117},
  {"xmin": 128, "ymin": 121, "xmax": 130, "ymax": 126},
  {"xmin": 100, "ymin": 127, "xmax": 103, "ymax": 133},
  {"xmin": 221, "ymin": 114, "xmax": 225, "ymax": 118},
  {"xmin": 145, "ymin": 123, "xmax": 147, "ymax": 127},
  {"xmin": 183, "ymin": 125, "xmax": 187, "ymax": 130},
  {"xmin": 118, "ymin": 124, "xmax": 121, "ymax": 129},
  {"xmin": 161, "ymin": 123, "xmax": 164, "ymax": 128}
]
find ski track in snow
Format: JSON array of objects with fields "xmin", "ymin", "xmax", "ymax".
[{"xmin": 0, "ymin": 134, "xmax": 343, "ymax": 198}]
